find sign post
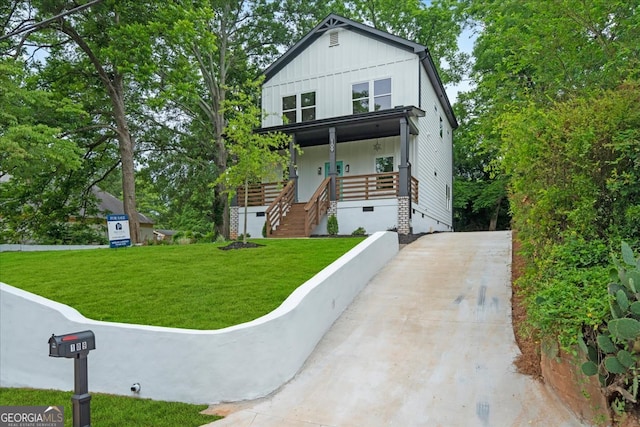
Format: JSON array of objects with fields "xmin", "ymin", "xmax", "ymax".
[{"xmin": 107, "ymin": 214, "xmax": 131, "ymax": 248}]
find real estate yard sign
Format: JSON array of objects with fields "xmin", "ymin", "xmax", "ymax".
[{"xmin": 107, "ymin": 214, "xmax": 131, "ymax": 248}]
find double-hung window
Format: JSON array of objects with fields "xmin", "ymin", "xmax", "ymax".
[
  {"xmin": 352, "ymin": 82, "xmax": 369, "ymax": 114},
  {"xmin": 301, "ymin": 92, "xmax": 316, "ymax": 121},
  {"xmin": 282, "ymin": 95, "xmax": 296, "ymax": 124},
  {"xmin": 282, "ymin": 91, "xmax": 316, "ymax": 124},
  {"xmin": 373, "ymin": 78, "xmax": 391, "ymax": 111},
  {"xmin": 352, "ymin": 78, "xmax": 391, "ymax": 114}
]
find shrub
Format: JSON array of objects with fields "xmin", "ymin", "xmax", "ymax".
[
  {"xmin": 522, "ymin": 236, "xmax": 610, "ymax": 349},
  {"xmin": 351, "ymin": 227, "xmax": 366, "ymax": 236},
  {"xmin": 327, "ymin": 215, "xmax": 338, "ymax": 236}
]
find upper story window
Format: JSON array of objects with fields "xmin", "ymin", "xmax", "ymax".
[
  {"xmin": 352, "ymin": 78, "xmax": 392, "ymax": 114},
  {"xmin": 282, "ymin": 91, "xmax": 316, "ymax": 123},
  {"xmin": 301, "ymin": 91, "xmax": 316, "ymax": 121},
  {"xmin": 282, "ymin": 95, "xmax": 296, "ymax": 124},
  {"xmin": 352, "ymin": 82, "xmax": 369, "ymax": 114},
  {"xmin": 373, "ymin": 78, "xmax": 391, "ymax": 110}
]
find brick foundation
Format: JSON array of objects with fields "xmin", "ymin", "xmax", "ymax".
[
  {"xmin": 328, "ymin": 201, "xmax": 337, "ymax": 217},
  {"xmin": 397, "ymin": 196, "xmax": 410, "ymax": 234}
]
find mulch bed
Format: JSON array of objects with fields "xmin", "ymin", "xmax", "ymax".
[
  {"xmin": 511, "ymin": 234, "xmax": 543, "ymax": 380},
  {"xmin": 397, "ymin": 232, "xmax": 430, "ymax": 245},
  {"xmin": 218, "ymin": 242, "xmax": 265, "ymax": 250}
]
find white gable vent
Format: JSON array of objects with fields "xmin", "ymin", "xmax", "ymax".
[{"xmin": 329, "ymin": 31, "xmax": 339, "ymax": 47}]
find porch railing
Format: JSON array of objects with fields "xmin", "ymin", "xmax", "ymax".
[
  {"xmin": 239, "ymin": 172, "xmax": 419, "ymax": 208},
  {"xmin": 304, "ymin": 177, "xmax": 331, "ymax": 236},
  {"xmin": 336, "ymin": 172, "xmax": 395, "ymax": 201},
  {"xmin": 265, "ymin": 180, "xmax": 295, "ymax": 235},
  {"xmin": 411, "ymin": 176, "xmax": 419, "ymax": 203},
  {"xmin": 237, "ymin": 181, "xmax": 287, "ymax": 207}
]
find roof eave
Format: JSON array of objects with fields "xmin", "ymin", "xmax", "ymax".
[{"xmin": 419, "ymin": 51, "xmax": 458, "ymax": 130}]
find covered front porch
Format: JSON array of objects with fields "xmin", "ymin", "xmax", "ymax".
[{"xmin": 231, "ymin": 106, "xmax": 425, "ymax": 238}]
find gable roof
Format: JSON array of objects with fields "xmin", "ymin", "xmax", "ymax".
[
  {"xmin": 91, "ymin": 187, "xmax": 154, "ymax": 225},
  {"xmin": 263, "ymin": 13, "xmax": 458, "ymax": 129}
]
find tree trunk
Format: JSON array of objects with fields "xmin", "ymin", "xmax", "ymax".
[
  {"xmin": 489, "ymin": 196, "xmax": 503, "ymax": 231},
  {"xmin": 111, "ymin": 77, "xmax": 140, "ymax": 244},
  {"xmin": 214, "ymin": 108, "xmax": 229, "ymax": 238},
  {"xmin": 58, "ymin": 21, "xmax": 141, "ymax": 243},
  {"xmin": 243, "ymin": 176, "xmax": 249, "ymax": 244}
]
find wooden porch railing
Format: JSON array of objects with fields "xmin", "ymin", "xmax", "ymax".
[
  {"xmin": 304, "ymin": 177, "xmax": 331, "ymax": 236},
  {"xmin": 336, "ymin": 172, "xmax": 419, "ymax": 203},
  {"xmin": 239, "ymin": 173, "xmax": 420, "ymax": 206},
  {"xmin": 265, "ymin": 180, "xmax": 295, "ymax": 235},
  {"xmin": 411, "ymin": 176, "xmax": 419, "ymax": 203},
  {"xmin": 237, "ymin": 181, "xmax": 288, "ymax": 207},
  {"xmin": 336, "ymin": 172, "xmax": 395, "ymax": 200}
]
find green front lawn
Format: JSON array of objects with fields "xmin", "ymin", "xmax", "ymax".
[
  {"xmin": 0, "ymin": 388, "xmax": 220, "ymax": 426},
  {"xmin": 0, "ymin": 238, "xmax": 364, "ymax": 329}
]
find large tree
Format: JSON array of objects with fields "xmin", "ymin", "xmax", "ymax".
[
  {"xmin": 460, "ymin": 1, "xmax": 640, "ymax": 395},
  {"xmin": 0, "ymin": 58, "xmax": 91, "ymax": 243},
  {"xmin": 11, "ymin": 0, "xmax": 166, "ymax": 243},
  {"xmin": 144, "ymin": 0, "xmax": 294, "ymax": 238}
]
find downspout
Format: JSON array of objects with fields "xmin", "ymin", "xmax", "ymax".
[
  {"xmin": 451, "ymin": 128, "xmax": 455, "ymax": 230},
  {"xmin": 418, "ymin": 56, "xmax": 422, "ymax": 109}
]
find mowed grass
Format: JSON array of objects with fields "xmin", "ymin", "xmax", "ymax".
[
  {"xmin": 0, "ymin": 238, "xmax": 365, "ymax": 329},
  {"xmin": 0, "ymin": 387, "xmax": 221, "ymax": 426}
]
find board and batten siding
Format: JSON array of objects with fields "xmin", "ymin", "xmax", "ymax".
[
  {"xmin": 412, "ymin": 64, "xmax": 453, "ymax": 230},
  {"xmin": 262, "ymin": 28, "xmax": 419, "ymax": 126},
  {"xmin": 295, "ymin": 137, "xmax": 400, "ymax": 202}
]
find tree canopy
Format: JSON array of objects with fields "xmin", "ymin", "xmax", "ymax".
[{"xmin": 1, "ymin": 0, "xmax": 466, "ymax": 243}]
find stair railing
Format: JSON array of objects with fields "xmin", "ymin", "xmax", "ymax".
[
  {"xmin": 304, "ymin": 177, "xmax": 331, "ymax": 236},
  {"xmin": 265, "ymin": 180, "xmax": 295, "ymax": 235}
]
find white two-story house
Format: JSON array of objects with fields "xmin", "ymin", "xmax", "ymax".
[{"xmin": 230, "ymin": 14, "xmax": 457, "ymax": 239}]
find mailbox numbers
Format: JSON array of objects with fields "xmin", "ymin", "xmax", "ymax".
[{"xmin": 70, "ymin": 341, "xmax": 88, "ymax": 352}]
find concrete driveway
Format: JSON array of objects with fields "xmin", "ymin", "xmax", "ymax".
[{"xmin": 203, "ymin": 231, "xmax": 585, "ymax": 427}]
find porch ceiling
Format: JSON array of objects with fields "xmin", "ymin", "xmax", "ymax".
[{"xmin": 256, "ymin": 106, "xmax": 425, "ymax": 147}]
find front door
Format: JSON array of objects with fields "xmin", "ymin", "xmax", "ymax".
[
  {"xmin": 324, "ymin": 161, "xmax": 343, "ymax": 178},
  {"xmin": 325, "ymin": 161, "xmax": 344, "ymax": 199}
]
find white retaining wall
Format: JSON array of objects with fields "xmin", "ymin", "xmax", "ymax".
[
  {"xmin": 0, "ymin": 232, "xmax": 398, "ymax": 404},
  {"xmin": 0, "ymin": 244, "xmax": 109, "ymax": 252}
]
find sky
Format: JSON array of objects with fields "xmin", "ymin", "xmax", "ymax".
[{"xmin": 445, "ymin": 27, "xmax": 477, "ymax": 104}]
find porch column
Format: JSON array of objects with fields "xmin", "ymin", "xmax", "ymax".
[
  {"xmin": 329, "ymin": 127, "xmax": 337, "ymax": 201},
  {"xmin": 289, "ymin": 135, "xmax": 298, "ymax": 202},
  {"xmin": 399, "ymin": 117, "xmax": 410, "ymax": 198}
]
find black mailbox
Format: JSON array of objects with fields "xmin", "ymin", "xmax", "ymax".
[{"xmin": 49, "ymin": 330, "xmax": 95, "ymax": 358}]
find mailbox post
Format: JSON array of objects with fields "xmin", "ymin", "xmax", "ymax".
[{"xmin": 49, "ymin": 331, "xmax": 96, "ymax": 427}]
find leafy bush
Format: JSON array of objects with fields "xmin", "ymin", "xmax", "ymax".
[
  {"xmin": 579, "ymin": 242, "xmax": 640, "ymax": 414},
  {"xmin": 351, "ymin": 227, "xmax": 366, "ymax": 236},
  {"xmin": 503, "ymin": 85, "xmax": 640, "ymax": 355},
  {"xmin": 520, "ymin": 236, "xmax": 610, "ymax": 348},
  {"xmin": 327, "ymin": 215, "xmax": 338, "ymax": 236}
]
